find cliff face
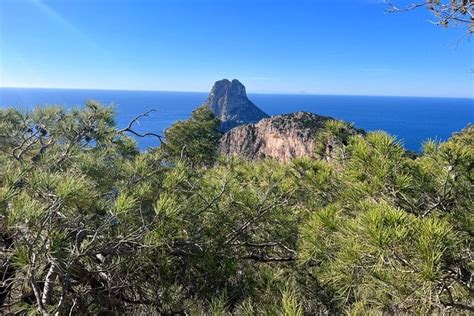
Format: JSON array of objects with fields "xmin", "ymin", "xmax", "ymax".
[
  {"xmin": 219, "ymin": 111, "xmax": 331, "ymax": 162},
  {"xmin": 202, "ymin": 79, "xmax": 362, "ymax": 162},
  {"xmin": 202, "ymin": 79, "xmax": 269, "ymax": 132}
]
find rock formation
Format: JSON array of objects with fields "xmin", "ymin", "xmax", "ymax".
[
  {"xmin": 219, "ymin": 111, "xmax": 335, "ymax": 162},
  {"xmin": 202, "ymin": 79, "xmax": 269, "ymax": 132},
  {"xmin": 200, "ymin": 79, "xmax": 363, "ymax": 162}
]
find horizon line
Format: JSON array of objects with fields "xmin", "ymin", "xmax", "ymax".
[{"xmin": 1, "ymin": 85, "xmax": 473, "ymax": 100}]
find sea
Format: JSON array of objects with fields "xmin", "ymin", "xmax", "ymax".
[{"xmin": 1, "ymin": 87, "xmax": 473, "ymax": 152}]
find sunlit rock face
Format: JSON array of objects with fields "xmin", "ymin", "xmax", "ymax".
[
  {"xmin": 202, "ymin": 79, "xmax": 269, "ymax": 132},
  {"xmin": 219, "ymin": 111, "xmax": 331, "ymax": 162},
  {"xmin": 204, "ymin": 80, "xmax": 361, "ymax": 162}
]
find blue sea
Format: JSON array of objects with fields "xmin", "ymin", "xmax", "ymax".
[{"xmin": 1, "ymin": 87, "xmax": 473, "ymax": 152}]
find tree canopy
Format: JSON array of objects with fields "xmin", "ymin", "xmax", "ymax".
[
  {"xmin": 0, "ymin": 103, "xmax": 472, "ymax": 315},
  {"xmin": 163, "ymin": 105, "xmax": 221, "ymax": 167}
]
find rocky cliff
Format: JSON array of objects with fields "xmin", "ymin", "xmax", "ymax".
[
  {"xmin": 202, "ymin": 79, "xmax": 269, "ymax": 132},
  {"xmin": 219, "ymin": 111, "xmax": 334, "ymax": 162}
]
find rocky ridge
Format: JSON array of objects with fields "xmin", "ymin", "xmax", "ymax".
[{"xmin": 219, "ymin": 111, "xmax": 334, "ymax": 162}]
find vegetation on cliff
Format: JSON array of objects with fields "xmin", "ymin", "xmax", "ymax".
[{"xmin": 0, "ymin": 103, "xmax": 472, "ymax": 314}]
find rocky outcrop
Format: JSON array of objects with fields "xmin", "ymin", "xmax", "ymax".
[
  {"xmin": 201, "ymin": 79, "xmax": 363, "ymax": 162},
  {"xmin": 219, "ymin": 111, "xmax": 333, "ymax": 162},
  {"xmin": 202, "ymin": 79, "xmax": 269, "ymax": 132}
]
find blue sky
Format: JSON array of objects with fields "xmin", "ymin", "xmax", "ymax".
[{"xmin": 0, "ymin": 0, "xmax": 473, "ymax": 97}]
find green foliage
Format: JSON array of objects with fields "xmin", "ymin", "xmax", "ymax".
[
  {"xmin": 314, "ymin": 119, "xmax": 358, "ymax": 162},
  {"xmin": 0, "ymin": 104, "xmax": 472, "ymax": 315},
  {"xmin": 164, "ymin": 105, "xmax": 221, "ymax": 167},
  {"xmin": 280, "ymin": 283, "xmax": 304, "ymax": 316}
]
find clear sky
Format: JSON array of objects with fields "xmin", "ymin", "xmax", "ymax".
[{"xmin": 0, "ymin": 0, "xmax": 473, "ymax": 97}]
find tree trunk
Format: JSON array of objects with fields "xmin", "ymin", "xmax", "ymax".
[{"xmin": 41, "ymin": 262, "xmax": 57, "ymax": 306}]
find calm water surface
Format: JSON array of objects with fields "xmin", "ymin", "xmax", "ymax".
[{"xmin": 1, "ymin": 88, "xmax": 472, "ymax": 151}]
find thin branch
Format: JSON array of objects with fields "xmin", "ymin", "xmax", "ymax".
[
  {"xmin": 385, "ymin": 0, "xmax": 474, "ymax": 33},
  {"xmin": 385, "ymin": 1, "xmax": 428, "ymax": 13},
  {"xmin": 230, "ymin": 254, "xmax": 296, "ymax": 262},
  {"xmin": 118, "ymin": 110, "xmax": 164, "ymax": 142}
]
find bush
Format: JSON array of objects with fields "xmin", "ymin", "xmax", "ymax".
[{"xmin": 0, "ymin": 104, "xmax": 472, "ymax": 314}]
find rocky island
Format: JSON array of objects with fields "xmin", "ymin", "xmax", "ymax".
[
  {"xmin": 204, "ymin": 79, "xmax": 360, "ymax": 162},
  {"xmin": 202, "ymin": 79, "xmax": 269, "ymax": 132}
]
